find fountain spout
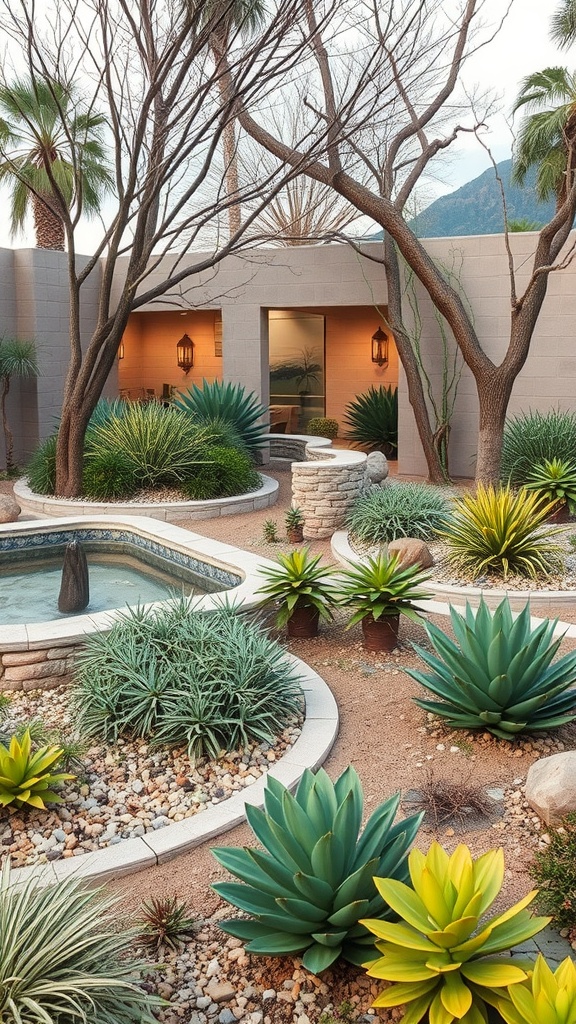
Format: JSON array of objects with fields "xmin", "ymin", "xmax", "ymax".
[{"xmin": 58, "ymin": 540, "xmax": 90, "ymax": 613}]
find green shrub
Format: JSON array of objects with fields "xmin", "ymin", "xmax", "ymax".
[
  {"xmin": 347, "ymin": 481, "xmax": 451, "ymax": 544},
  {"xmin": 306, "ymin": 416, "xmax": 339, "ymax": 439},
  {"xmin": 86, "ymin": 403, "xmax": 210, "ymax": 488},
  {"xmin": 501, "ymin": 408, "xmax": 576, "ymax": 486},
  {"xmin": 83, "ymin": 449, "xmax": 137, "ymax": 500},
  {"xmin": 343, "ymin": 385, "xmax": 398, "ymax": 454},
  {"xmin": 182, "ymin": 446, "xmax": 261, "ymax": 500},
  {"xmin": 175, "ymin": 379, "xmax": 268, "ymax": 455},
  {"xmin": 531, "ymin": 812, "xmax": 576, "ymax": 929},
  {"xmin": 26, "ymin": 434, "xmax": 57, "ymax": 494},
  {"xmin": 0, "ymin": 861, "xmax": 160, "ymax": 1024},
  {"xmin": 441, "ymin": 483, "xmax": 560, "ymax": 578},
  {"xmin": 409, "ymin": 597, "xmax": 576, "ymax": 739},
  {"xmin": 212, "ymin": 766, "xmax": 422, "ymax": 974},
  {"xmin": 73, "ymin": 601, "xmax": 303, "ymax": 762}
]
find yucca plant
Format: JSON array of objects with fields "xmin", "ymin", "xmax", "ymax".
[
  {"xmin": 362, "ymin": 842, "xmax": 550, "ymax": 1024},
  {"xmin": 256, "ymin": 547, "xmax": 338, "ymax": 636},
  {"xmin": 212, "ymin": 766, "xmax": 423, "ymax": 975},
  {"xmin": 408, "ymin": 598, "xmax": 576, "ymax": 738},
  {"xmin": 0, "ymin": 728, "xmax": 75, "ymax": 810},
  {"xmin": 526, "ymin": 457, "xmax": 576, "ymax": 512},
  {"xmin": 498, "ymin": 954, "xmax": 576, "ymax": 1024},
  {"xmin": 137, "ymin": 895, "xmax": 196, "ymax": 953},
  {"xmin": 441, "ymin": 484, "xmax": 561, "ymax": 578},
  {"xmin": 26, "ymin": 433, "xmax": 57, "ymax": 494},
  {"xmin": 0, "ymin": 860, "xmax": 161, "ymax": 1023},
  {"xmin": 285, "ymin": 505, "xmax": 305, "ymax": 543},
  {"xmin": 174, "ymin": 379, "xmax": 269, "ymax": 455},
  {"xmin": 337, "ymin": 552, "xmax": 432, "ymax": 626},
  {"xmin": 501, "ymin": 408, "xmax": 576, "ymax": 487},
  {"xmin": 343, "ymin": 385, "xmax": 398, "ymax": 455}
]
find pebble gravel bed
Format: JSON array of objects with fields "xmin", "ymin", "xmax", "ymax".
[{"xmin": 0, "ymin": 685, "xmax": 302, "ymax": 868}]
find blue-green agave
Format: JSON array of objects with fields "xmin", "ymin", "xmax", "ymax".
[{"xmin": 211, "ymin": 766, "xmax": 422, "ymax": 975}]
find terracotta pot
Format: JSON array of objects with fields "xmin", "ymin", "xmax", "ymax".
[
  {"xmin": 361, "ymin": 613, "xmax": 400, "ymax": 652},
  {"xmin": 548, "ymin": 502, "xmax": 570, "ymax": 524},
  {"xmin": 287, "ymin": 605, "xmax": 320, "ymax": 639},
  {"xmin": 287, "ymin": 526, "xmax": 304, "ymax": 544}
]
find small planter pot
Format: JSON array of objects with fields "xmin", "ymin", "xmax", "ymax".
[
  {"xmin": 287, "ymin": 526, "xmax": 304, "ymax": 544},
  {"xmin": 287, "ymin": 606, "xmax": 320, "ymax": 639},
  {"xmin": 548, "ymin": 502, "xmax": 571, "ymax": 524},
  {"xmin": 361, "ymin": 613, "xmax": 400, "ymax": 652}
]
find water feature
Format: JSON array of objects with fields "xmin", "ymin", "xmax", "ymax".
[{"xmin": 58, "ymin": 540, "xmax": 90, "ymax": 613}]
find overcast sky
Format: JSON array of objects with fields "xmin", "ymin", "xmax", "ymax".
[{"xmin": 0, "ymin": 0, "xmax": 568, "ymax": 249}]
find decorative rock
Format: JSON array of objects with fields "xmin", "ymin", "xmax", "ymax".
[
  {"xmin": 58, "ymin": 540, "xmax": 89, "ymax": 613},
  {"xmin": 525, "ymin": 751, "xmax": 576, "ymax": 824},
  {"xmin": 0, "ymin": 494, "xmax": 20, "ymax": 523},
  {"xmin": 205, "ymin": 982, "xmax": 236, "ymax": 1003},
  {"xmin": 388, "ymin": 538, "xmax": 434, "ymax": 570},
  {"xmin": 366, "ymin": 451, "xmax": 389, "ymax": 484}
]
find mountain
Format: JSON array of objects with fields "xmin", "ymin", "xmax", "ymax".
[{"xmin": 406, "ymin": 159, "xmax": 555, "ymax": 237}]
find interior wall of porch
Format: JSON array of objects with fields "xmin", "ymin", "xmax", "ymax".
[
  {"xmin": 118, "ymin": 310, "xmax": 222, "ymax": 399},
  {"xmin": 323, "ymin": 306, "xmax": 398, "ymax": 431}
]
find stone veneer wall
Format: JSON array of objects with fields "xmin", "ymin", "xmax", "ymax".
[
  {"xmin": 1, "ymin": 644, "xmax": 79, "ymax": 692},
  {"xmin": 293, "ymin": 445, "xmax": 368, "ymax": 539}
]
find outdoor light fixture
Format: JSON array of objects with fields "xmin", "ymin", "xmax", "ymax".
[
  {"xmin": 371, "ymin": 326, "xmax": 389, "ymax": 367},
  {"xmin": 177, "ymin": 333, "xmax": 194, "ymax": 374},
  {"xmin": 117, "ymin": 341, "xmax": 125, "ymax": 360}
]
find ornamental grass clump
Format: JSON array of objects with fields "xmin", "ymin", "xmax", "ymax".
[
  {"xmin": 212, "ymin": 766, "xmax": 422, "ymax": 975},
  {"xmin": 346, "ymin": 481, "xmax": 451, "ymax": 545},
  {"xmin": 408, "ymin": 598, "xmax": 576, "ymax": 738},
  {"xmin": 362, "ymin": 842, "xmax": 550, "ymax": 1024},
  {"xmin": 0, "ymin": 861, "xmax": 160, "ymax": 1024},
  {"xmin": 73, "ymin": 601, "xmax": 303, "ymax": 762},
  {"xmin": 440, "ymin": 483, "xmax": 561, "ymax": 578},
  {"xmin": 501, "ymin": 408, "xmax": 576, "ymax": 487}
]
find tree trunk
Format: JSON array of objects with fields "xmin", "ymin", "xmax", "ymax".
[
  {"xmin": 55, "ymin": 400, "xmax": 92, "ymax": 496},
  {"xmin": 33, "ymin": 194, "xmax": 65, "ymax": 250},
  {"xmin": 1, "ymin": 376, "xmax": 12, "ymax": 472},
  {"xmin": 474, "ymin": 371, "xmax": 515, "ymax": 484},
  {"xmin": 215, "ymin": 44, "xmax": 242, "ymax": 239}
]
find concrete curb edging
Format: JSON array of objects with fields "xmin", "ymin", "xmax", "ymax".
[
  {"xmin": 13, "ymin": 475, "xmax": 279, "ymax": 523},
  {"xmin": 12, "ymin": 655, "xmax": 339, "ymax": 888},
  {"xmin": 331, "ymin": 530, "xmax": 576, "ymax": 615}
]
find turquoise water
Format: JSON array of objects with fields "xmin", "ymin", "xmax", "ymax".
[{"xmin": 0, "ymin": 555, "xmax": 195, "ymax": 625}]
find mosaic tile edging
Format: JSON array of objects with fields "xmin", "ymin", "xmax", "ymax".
[
  {"xmin": 12, "ymin": 656, "xmax": 339, "ymax": 887},
  {"xmin": 0, "ymin": 527, "xmax": 240, "ymax": 589}
]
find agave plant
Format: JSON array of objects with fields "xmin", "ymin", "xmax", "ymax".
[
  {"xmin": 174, "ymin": 379, "xmax": 269, "ymax": 455},
  {"xmin": 337, "ymin": 552, "xmax": 432, "ymax": 626},
  {"xmin": 0, "ymin": 860, "xmax": 160, "ymax": 1023},
  {"xmin": 0, "ymin": 728, "xmax": 75, "ymax": 810},
  {"xmin": 408, "ymin": 598, "xmax": 576, "ymax": 739},
  {"xmin": 343, "ymin": 385, "xmax": 398, "ymax": 455},
  {"xmin": 255, "ymin": 547, "xmax": 338, "ymax": 627},
  {"xmin": 440, "ymin": 484, "xmax": 561, "ymax": 578},
  {"xmin": 526, "ymin": 457, "xmax": 576, "ymax": 512},
  {"xmin": 212, "ymin": 766, "xmax": 423, "ymax": 975},
  {"xmin": 498, "ymin": 954, "xmax": 576, "ymax": 1024},
  {"xmin": 362, "ymin": 842, "xmax": 550, "ymax": 1024}
]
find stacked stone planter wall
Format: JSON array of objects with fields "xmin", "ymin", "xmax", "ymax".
[
  {"xmin": 292, "ymin": 445, "xmax": 368, "ymax": 540},
  {"xmin": 0, "ymin": 643, "xmax": 78, "ymax": 691}
]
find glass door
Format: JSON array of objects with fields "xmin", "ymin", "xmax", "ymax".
[{"xmin": 268, "ymin": 310, "xmax": 325, "ymax": 433}]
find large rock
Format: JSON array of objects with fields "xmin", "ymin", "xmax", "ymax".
[
  {"xmin": 525, "ymin": 751, "xmax": 576, "ymax": 824},
  {"xmin": 366, "ymin": 451, "xmax": 389, "ymax": 484},
  {"xmin": 58, "ymin": 540, "xmax": 89, "ymax": 614},
  {"xmin": 0, "ymin": 494, "xmax": 20, "ymax": 523},
  {"xmin": 388, "ymin": 537, "xmax": 434, "ymax": 570}
]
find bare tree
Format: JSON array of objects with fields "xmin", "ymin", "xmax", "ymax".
[
  {"xmin": 228, "ymin": 0, "xmax": 576, "ymax": 482},
  {"xmin": 0, "ymin": 0, "xmax": 313, "ymax": 495}
]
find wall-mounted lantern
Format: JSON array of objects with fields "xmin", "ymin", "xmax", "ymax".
[
  {"xmin": 371, "ymin": 326, "xmax": 389, "ymax": 367},
  {"xmin": 117, "ymin": 341, "xmax": 125, "ymax": 361},
  {"xmin": 177, "ymin": 333, "xmax": 194, "ymax": 374}
]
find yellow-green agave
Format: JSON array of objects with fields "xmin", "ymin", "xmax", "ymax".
[
  {"xmin": 498, "ymin": 954, "xmax": 576, "ymax": 1024},
  {"xmin": 361, "ymin": 842, "xmax": 550, "ymax": 1024},
  {"xmin": 0, "ymin": 728, "xmax": 74, "ymax": 810}
]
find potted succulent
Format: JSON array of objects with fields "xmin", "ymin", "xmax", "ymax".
[
  {"xmin": 256, "ymin": 547, "xmax": 338, "ymax": 638},
  {"xmin": 336, "ymin": 551, "xmax": 432, "ymax": 651},
  {"xmin": 285, "ymin": 506, "xmax": 305, "ymax": 543},
  {"xmin": 525, "ymin": 457, "xmax": 576, "ymax": 522}
]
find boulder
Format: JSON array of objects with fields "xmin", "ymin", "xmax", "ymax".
[
  {"xmin": 388, "ymin": 537, "xmax": 434, "ymax": 570},
  {"xmin": 0, "ymin": 494, "xmax": 20, "ymax": 523},
  {"xmin": 366, "ymin": 450, "xmax": 388, "ymax": 484},
  {"xmin": 525, "ymin": 751, "xmax": 576, "ymax": 824}
]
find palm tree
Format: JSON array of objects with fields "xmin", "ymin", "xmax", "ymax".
[
  {"xmin": 0, "ymin": 339, "xmax": 38, "ymax": 472},
  {"xmin": 512, "ymin": 67, "xmax": 576, "ymax": 210},
  {"xmin": 190, "ymin": 0, "xmax": 266, "ymax": 238},
  {"xmin": 552, "ymin": 0, "xmax": 576, "ymax": 48},
  {"xmin": 0, "ymin": 77, "xmax": 113, "ymax": 250}
]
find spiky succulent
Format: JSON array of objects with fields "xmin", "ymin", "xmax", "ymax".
[
  {"xmin": 174, "ymin": 379, "xmax": 268, "ymax": 454},
  {"xmin": 343, "ymin": 385, "xmax": 398, "ymax": 454},
  {"xmin": 498, "ymin": 955, "xmax": 576, "ymax": 1024},
  {"xmin": 408, "ymin": 598, "xmax": 576, "ymax": 739},
  {"xmin": 337, "ymin": 552, "xmax": 432, "ymax": 626},
  {"xmin": 137, "ymin": 896, "xmax": 196, "ymax": 953},
  {"xmin": 212, "ymin": 766, "xmax": 422, "ymax": 975},
  {"xmin": 0, "ymin": 728, "xmax": 75, "ymax": 810},
  {"xmin": 256, "ymin": 547, "xmax": 339, "ymax": 626},
  {"xmin": 526, "ymin": 457, "xmax": 576, "ymax": 511},
  {"xmin": 362, "ymin": 843, "xmax": 550, "ymax": 1024}
]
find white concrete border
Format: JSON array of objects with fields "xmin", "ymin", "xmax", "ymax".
[
  {"xmin": 0, "ymin": 515, "xmax": 273, "ymax": 650},
  {"xmin": 13, "ymin": 474, "xmax": 278, "ymax": 522},
  {"xmin": 12, "ymin": 656, "xmax": 339, "ymax": 886},
  {"xmin": 331, "ymin": 530, "xmax": 576, "ymax": 615}
]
